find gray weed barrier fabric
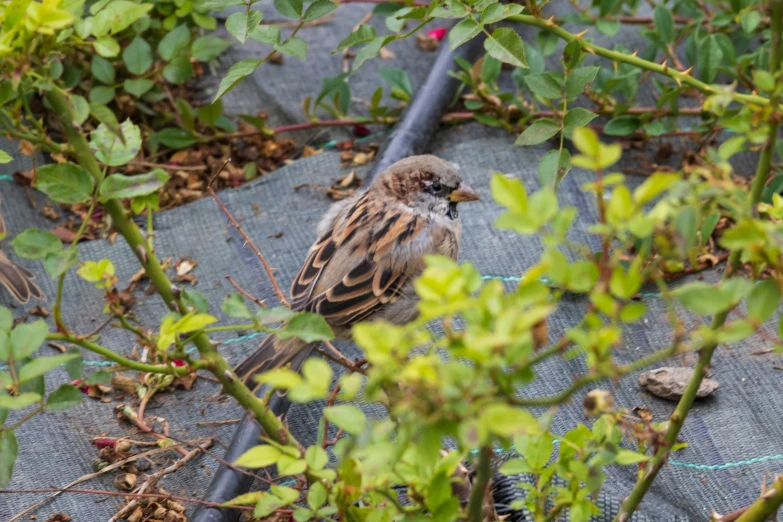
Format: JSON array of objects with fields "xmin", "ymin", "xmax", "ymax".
[{"xmin": 1, "ymin": 3, "xmax": 782, "ymax": 521}]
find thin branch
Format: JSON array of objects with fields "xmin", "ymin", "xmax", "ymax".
[
  {"xmin": 129, "ymin": 161, "xmax": 208, "ymax": 172},
  {"xmin": 731, "ymin": 475, "xmax": 783, "ymax": 522},
  {"xmin": 207, "ymin": 173, "xmax": 290, "ymax": 307},
  {"xmin": 226, "ymin": 275, "xmax": 266, "ymax": 307}
]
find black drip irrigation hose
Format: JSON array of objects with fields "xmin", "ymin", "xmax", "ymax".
[{"xmin": 192, "ymin": 34, "xmax": 485, "ymax": 522}]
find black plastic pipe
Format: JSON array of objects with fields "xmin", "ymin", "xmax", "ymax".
[{"xmin": 192, "ymin": 32, "xmax": 485, "ymax": 522}]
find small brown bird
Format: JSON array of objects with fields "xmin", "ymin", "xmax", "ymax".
[
  {"xmin": 0, "ymin": 202, "xmax": 45, "ymax": 304},
  {"xmin": 234, "ymin": 155, "xmax": 480, "ymax": 388}
]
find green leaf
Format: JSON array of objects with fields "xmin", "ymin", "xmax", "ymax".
[
  {"xmin": 162, "ymin": 57, "xmax": 194, "ymax": 84},
  {"xmin": 303, "ymin": 0, "xmax": 336, "ymax": 21},
  {"xmin": 274, "ymin": 37, "xmax": 307, "ymax": 59},
  {"xmin": 305, "ymin": 445, "xmax": 328, "ymax": 471},
  {"xmin": 353, "ymin": 37, "xmax": 392, "ymax": 70},
  {"xmin": 44, "ymin": 248, "xmax": 79, "ymax": 279},
  {"xmin": 45, "ymin": 384, "xmax": 83, "ymax": 412},
  {"xmin": 615, "ymin": 449, "xmax": 649, "ymax": 465},
  {"xmin": 0, "ymin": 309, "xmax": 11, "ymax": 332},
  {"xmin": 324, "ymin": 405, "xmax": 366, "ymax": 434},
  {"xmin": 740, "ymin": 10, "xmax": 761, "ymax": 33},
  {"xmin": 515, "ymin": 119, "xmax": 560, "ymax": 146},
  {"xmin": 18, "ymin": 353, "xmax": 79, "ymax": 384},
  {"xmin": 256, "ymin": 307, "xmax": 295, "ymax": 325},
  {"xmin": 0, "ymin": 332, "xmax": 9, "ymax": 362},
  {"xmin": 274, "ymin": 0, "xmax": 303, "ymax": 18},
  {"xmin": 85, "ymin": 370, "xmax": 111, "ymax": 385},
  {"xmin": 154, "ymin": 128, "xmax": 197, "ymax": 149},
  {"xmin": 604, "ymin": 116, "xmax": 641, "ymax": 136},
  {"xmin": 222, "ymin": 294, "xmax": 253, "ymax": 319},
  {"xmin": 64, "ymin": 347, "xmax": 82, "ymax": 380},
  {"xmin": 697, "ymin": 34, "xmax": 723, "ymax": 83},
  {"xmin": 537, "ymin": 148, "xmax": 571, "ymax": 188},
  {"xmin": 565, "ymin": 66, "xmax": 599, "ymax": 99},
  {"xmin": 214, "ymin": 59, "xmax": 259, "ymax": 101},
  {"xmin": 481, "ymin": 403, "xmax": 539, "ymax": 436},
  {"xmin": 123, "ymin": 79, "xmax": 154, "ymax": 97},
  {"xmin": 499, "ymin": 458, "xmax": 531, "ymax": 475},
  {"xmin": 234, "ymin": 445, "xmax": 282, "ymax": 468},
  {"xmin": 200, "ymin": 0, "xmax": 244, "ymax": 8},
  {"xmin": 516, "ymin": 432, "xmax": 553, "ymax": 469},
  {"xmin": 307, "ymin": 481, "xmax": 327, "ymax": 509},
  {"xmin": 0, "ymin": 431, "xmax": 18, "ymax": 487},
  {"xmin": 158, "ymin": 24, "xmax": 191, "ymax": 60},
  {"xmin": 490, "ymin": 173, "xmax": 527, "ymax": 213},
  {"xmin": 523, "ymin": 72, "xmax": 561, "ymax": 99},
  {"xmin": 481, "ymin": 3, "xmax": 524, "ymax": 24},
  {"xmin": 378, "ymin": 67, "xmax": 412, "ymax": 101},
  {"xmin": 620, "ymin": 302, "xmax": 647, "ymax": 322},
  {"xmin": 91, "ymin": 56, "xmax": 115, "ymax": 85},
  {"xmin": 753, "ymin": 70, "xmax": 775, "ymax": 92},
  {"xmin": 673, "ymin": 282, "xmax": 733, "ymax": 315},
  {"xmin": 277, "ymin": 454, "xmax": 307, "ymax": 476},
  {"xmin": 653, "ymin": 6, "xmax": 674, "ymax": 43},
  {"xmin": 192, "ymin": 36, "xmax": 232, "ymax": 62},
  {"xmin": 249, "ymin": 25, "xmax": 281, "ymax": 45},
  {"xmin": 10, "ymin": 230, "xmax": 63, "ymax": 260},
  {"xmin": 226, "ymin": 10, "xmax": 263, "ymax": 44},
  {"xmin": 633, "ymin": 172, "xmax": 680, "ymax": 204},
  {"xmin": 484, "ymin": 28, "xmax": 528, "ymax": 68},
  {"xmin": 277, "ymin": 313, "xmax": 333, "ymax": 342},
  {"xmin": 596, "ymin": 19, "xmax": 619, "ymax": 36},
  {"xmin": 99, "ymin": 169, "xmax": 170, "ymax": 200},
  {"xmin": 34, "ymin": 163, "xmax": 94, "ymax": 204},
  {"xmin": 198, "ymin": 100, "xmax": 223, "ymax": 126},
  {"xmin": 123, "ymin": 36, "xmax": 153, "ymax": 75},
  {"xmin": 0, "ymin": 392, "xmax": 42, "ymax": 409},
  {"xmin": 562, "ymin": 107, "xmax": 597, "ymax": 135},
  {"xmin": 335, "ymin": 24, "xmax": 376, "ymax": 52},
  {"xmin": 94, "ymin": 36, "xmax": 120, "ymax": 57},
  {"xmin": 89, "ymin": 86, "xmax": 115, "ymax": 105},
  {"xmin": 747, "ymin": 280, "xmax": 781, "ymax": 322},
  {"xmin": 221, "ymin": 491, "xmax": 264, "ymax": 507},
  {"xmin": 0, "ymin": 150, "xmax": 12, "ymax": 164},
  {"xmin": 448, "ymin": 18, "xmax": 481, "ymax": 50},
  {"xmin": 89, "ymin": 119, "xmax": 142, "ymax": 166},
  {"xmin": 90, "ymin": 103, "xmax": 121, "ymax": 138}
]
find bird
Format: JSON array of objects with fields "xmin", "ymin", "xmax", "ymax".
[
  {"xmin": 233, "ymin": 154, "xmax": 480, "ymax": 390},
  {"xmin": 0, "ymin": 202, "xmax": 46, "ymax": 305}
]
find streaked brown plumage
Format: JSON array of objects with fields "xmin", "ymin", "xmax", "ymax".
[
  {"xmin": 0, "ymin": 203, "xmax": 45, "ymax": 305},
  {"xmin": 234, "ymin": 155, "xmax": 479, "ymax": 389}
]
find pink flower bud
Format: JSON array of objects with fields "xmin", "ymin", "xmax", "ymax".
[{"xmin": 427, "ymin": 27, "xmax": 447, "ymax": 41}]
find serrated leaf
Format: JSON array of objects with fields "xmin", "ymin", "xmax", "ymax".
[
  {"xmin": 158, "ymin": 24, "xmax": 190, "ymax": 60},
  {"xmin": 89, "ymin": 119, "xmax": 142, "ymax": 166},
  {"xmin": 214, "ymin": 59, "xmax": 259, "ymax": 102},
  {"xmin": 10, "ymin": 230, "xmax": 62, "ymax": 260},
  {"xmin": 604, "ymin": 116, "xmax": 641, "ymax": 136},
  {"xmin": 10, "ymin": 320, "xmax": 49, "ymax": 359},
  {"xmin": 448, "ymin": 18, "xmax": 481, "ymax": 50},
  {"xmin": 0, "ymin": 431, "xmax": 17, "ymax": 487},
  {"xmin": 303, "ymin": 0, "xmax": 336, "ymax": 21},
  {"xmin": 18, "ymin": 353, "xmax": 79, "ymax": 384},
  {"xmin": 747, "ymin": 279, "xmax": 781, "ymax": 322},
  {"xmin": 123, "ymin": 79, "xmax": 154, "ymax": 97},
  {"xmin": 234, "ymin": 445, "xmax": 281, "ymax": 468},
  {"xmin": 45, "ymin": 384, "xmax": 82, "ymax": 411},
  {"xmin": 192, "ymin": 36, "xmax": 232, "ymax": 61},
  {"xmin": 34, "ymin": 163, "xmax": 94, "ymax": 204},
  {"xmin": 324, "ymin": 405, "xmax": 366, "ymax": 434},
  {"xmin": 274, "ymin": 0, "xmax": 303, "ymax": 18},
  {"xmin": 653, "ymin": 6, "xmax": 674, "ymax": 43},
  {"xmin": 222, "ymin": 294, "xmax": 253, "ymax": 319},
  {"xmin": 480, "ymin": 2, "xmax": 523, "ymax": 23},
  {"xmin": 277, "ymin": 313, "xmax": 333, "ymax": 342},
  {"xmin": 523, "ymin": 72, "xmax": 560, "ymax": 98},
  {"xmin": 565, "ymin": 66, "xmax": 599, "ymax": 99},
  {"xmin": 674, "ymin": 282, "xmax": 733, "ymax": 315},
  {"xmin": 123, "ymin": 36, "xmax": 153, "ymax": 75},
  {"xmin": 537, "ymin": 148, "xmax": 571, "ymax": 189},
  {"xmin": 99, "ymin": 169, "xmax": 170, "ymax": 200},
  {"xmin": 562, "ymin": 108, "xmax": 597, "ymax": 134},
  {"xmin": 515, "ymin": 119, "xmax": 560, "ymax": 146},
  {"xmin": 274, "ymin": 37, "xmax": 307, "ymax": 59},
  {"xmin": 484, "ymin": 28, "xmax": 528, "ymax": 68},
  {"xmin": 249, "ymin": 25, "xmax": 281, "ymax": 45},
  {"xmin": 226, "ymin": 10, "xmax": 263, "ymax": 44}
]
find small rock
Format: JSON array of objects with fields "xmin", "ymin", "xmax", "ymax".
[{"xmin": 638, "ymin": 367, "xmax": 719, "ymax": 401}]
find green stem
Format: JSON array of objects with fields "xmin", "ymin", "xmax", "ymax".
[
  {"xmin": 0, "ymin": 405, "xmax": 44, "ymax": 432},
  {"xmin": 514, "ymin": 340, "xmax": 683, "ymax": 407},
  {"xmin": 46, "ymin": 333, "xmax": 196, "ymax": 375},
  {"xmin": 507, "ymin": 14, "xmax": 771, "ymax": 108},
  {"xmin": 613, "ymin": 3, "xmax": 783, "ymax": 519},
  {"xmin": 466, "ymin": 446, "xmax": 492, "ymax": 522},
  {"xmin": 44, "ymin": 90, "xmax": 302, "ymax": 453},
  {"xmin": 733, "ymin": 476, "xmax": 783, "ymax": 522}
]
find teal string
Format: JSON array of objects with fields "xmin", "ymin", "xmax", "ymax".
[{"xmin": 0, "ymin": 174, "xmax": 14, "ymax": 181}]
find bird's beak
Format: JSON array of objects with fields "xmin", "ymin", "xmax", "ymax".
[{"xmin": 448, "ymin": 183, "xmax": 480, "ymax": 202}]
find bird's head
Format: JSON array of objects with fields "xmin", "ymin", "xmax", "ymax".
[{"xmin": 373, "ymin": 155, "xmax": 480, "ymax": 219}]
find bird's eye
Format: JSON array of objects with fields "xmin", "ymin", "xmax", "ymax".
[{"xmin": 431, "ymin": 181, "xmax": 442, "ymax": 193}]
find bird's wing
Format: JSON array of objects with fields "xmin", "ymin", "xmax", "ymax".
[
  {"xmin": 0, "ymin": 249, "xmax": 45, "ymax": 304},
  {"xmin": 288, "ymin": 193, "xmax": 451, "ymax": 328}
]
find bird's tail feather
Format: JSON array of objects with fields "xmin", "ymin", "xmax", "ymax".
[
  {"xmin": 0, "ymin": 251, "xmax": 45, "ymax": 304},
  {"xmin": 234, "ymin": 335, "xmax": 313, "ymax": 393}
]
